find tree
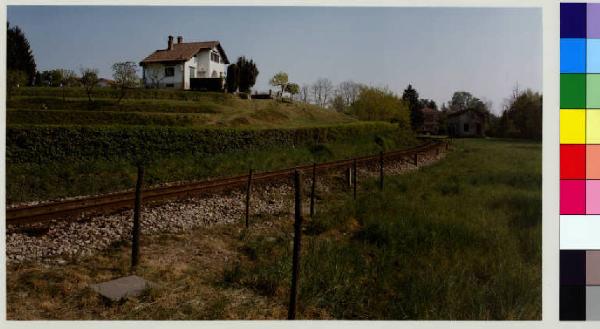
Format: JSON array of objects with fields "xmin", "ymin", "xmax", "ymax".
[
  {"xmin": 80, "ymin": 68, "xmax": 99, "ymax": 103},
  {"xmin": 420, "ymin": 98, "xmax": 437, "ymax": 110},
  {"xmin": 59, "ymin": 69, "xmax": 79, "ymax": 87},
  {"xmin": 112, "ymin": 62, "xmax": 139, "ymax": 104},
  {"xmin": 311, "ymin": 78, "xmax": 334, "ymax": 108},
  {"xmin": 402, "ymin": 84, "xmax": 423, "ymax": 130},
  {"xmin": 337, "ymin": 80, "xmax": 362, "ymax": 107},
  {"xmin": 331, "ymin": 94, "xmax": 346, "ymax": 113},
  {"xmin": 7, "ymin": 23, "xmax": 36, "ymax": 85},
  {"xmin": 300, "ymin": 84, "xmax": 311, "ymax": 103},
  {"xmin": 350, "ymin": 86, "xmax": 409, "ymax": 126},
  {"xmin": 269, "ymin": 72, "xmax": 289, "ymax": 96},
  {"xmin": 285, "ymin": 83, "xmax": 300, "ymax": 100},
  {"xmin": 237, "ymin": 56, "xmax": 259, "ymax": 93},
  {"xmin": 226, "ymin": 64, "xmax": 239, "ymax": 93},
  {"xmin": 493, "ymin": 87, "xmax": 542, "ymax": 140},
  {"xmin": 7, "ymin": 70, "xmax": 27, "ymax": 100}
]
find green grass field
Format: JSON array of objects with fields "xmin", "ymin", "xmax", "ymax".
[
  {"xmin": 7, "ymin": 138, "xmax": 541, "ymax": 320},
  {"xmin": 224, "ymin": 138, "xmax": 542, "ymax": 319}
]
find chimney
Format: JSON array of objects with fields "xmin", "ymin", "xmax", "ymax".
[
  {"xmin": 167, "ymin": 35, "xmax": 174, "ymax": 50},
  {"xmin": 177, "ymin": 36, "xmax": 183, "ymax": 44}
]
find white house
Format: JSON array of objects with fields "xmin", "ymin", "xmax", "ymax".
[{"xmin": 140, "ymin": 36, "xmax": 230, "ymax": 90}]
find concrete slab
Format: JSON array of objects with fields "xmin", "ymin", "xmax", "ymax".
[{"xmin": 90, "ymin": 275, "xmax": 153, "ymax": 301}]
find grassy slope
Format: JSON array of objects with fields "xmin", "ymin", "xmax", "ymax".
[
  {"xmin": 7, "ymin": 88, "xmax": 414, "ymax": 202},
  {"xmin": 7, "ymin": 139, "xmax": 541, "ymax": 319},
  {"xmin": 225, "ymin": 138, "xmax": 542, "ymax": 319},
  {"xmin": 7, "ymin": 94, "xmax": 355, "ymax": 128}
]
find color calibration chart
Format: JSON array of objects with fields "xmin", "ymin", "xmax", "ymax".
[{"xmin": 560, "ymin": 2, "xmax": 600, "ymax": 321}]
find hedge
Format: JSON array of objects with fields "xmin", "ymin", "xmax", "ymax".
[
  {"xmin": 7, "ymin": 96, "xmax": 224, "ymax": 114},
  {"xmin": 14, "ymin": 87, "xmax": 231, "ymax": 102},
  {"xmin": 7, "ymin": 110, "xmax": 200, "ymax": 126},
  {"xmin": 7, "ymin": 122, "xmax": 399, "ymax": 164}
]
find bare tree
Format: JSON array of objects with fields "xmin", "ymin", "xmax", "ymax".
[
  {"xmin": 112, "ymin": 61, "xmax": 139, "ymax": 104},
  {"xmin": 300, "ymin": 84, "xmax": 311, "ymax": 103},
  {"xmin": 311, "ymin": 78, "xmax": 334, "ymax": 108},
  {"xmin": 80, "ymin": 67, "xmax": 99, "ymax": 103},
  {"xmin": 337, "ymin": 80, "xmax": 362, "ymax": 107}
]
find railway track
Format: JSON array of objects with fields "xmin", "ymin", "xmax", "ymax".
[{"xmin": 6, "ymin": 140, "xmax": 448, "ymax": 225}]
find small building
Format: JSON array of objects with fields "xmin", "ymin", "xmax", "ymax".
[
  {"xmin": 447, "ymin": 109, "xmax": 486, "ymax": 137},
  {"xmin": 97, "ymin": 78, "xmax": 114, "ymax": 88},
  {"xmin": 419, "ymin": 107, "xmax": 440, "ymax": 135},
  {"xmin": 140, "ymin": 36, "xmax": 230, "ymax": 90}
]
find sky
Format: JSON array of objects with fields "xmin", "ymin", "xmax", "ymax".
[{"xmin": 7, "ymin": 6, "xmax": 542, "ymax": 114}]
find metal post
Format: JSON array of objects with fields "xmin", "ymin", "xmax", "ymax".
[
  {"xmin": 131, "ymin": 164, "xmax": 144, "ymax": 269},
  {"xmin": 352, "ymin": 159, "xmax": 357, "ymax": 200},
  {"xmin": 379, "ymin": 151, "xmax": 384, "ymax": 190},
  {"xmin": 288, "ymin": 170, "xmax": 303, "ymax": 320},
  {"xmin": 245, "ymin": 169, "xmax": 253, "ymax": 228},
  {"xmin": 310, "ymin": 163, "xmax": 316, "ymax": 218}
]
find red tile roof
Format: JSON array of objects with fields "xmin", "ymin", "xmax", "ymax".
[{"xmin": 140, "ymin": 41, "xmax": 229, "ymax": 65}]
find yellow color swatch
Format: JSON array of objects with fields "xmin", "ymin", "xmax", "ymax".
[
  {"xmin": 588, "ymin": 110, "xmax": 600, "ymax": 143},
  {"xmin": 560, "ymin": 109, "xmax": 586, "ymax": 144}
]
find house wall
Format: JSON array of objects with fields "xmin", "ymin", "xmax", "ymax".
[
  {"xmin": 142, "ymin": 63, "xmax": 185, "ymax": 89},
  {"xmin": 142, "ymin": 46, "xmax": 227, "ymax": 90},
  {"xmin": 447, "ymin": 112, "xmax": 484, "ymax": 137}
]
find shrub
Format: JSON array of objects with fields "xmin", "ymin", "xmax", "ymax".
[{"xmin": 7, "ymin": 122, "xmax": 398, "ymax": 164}]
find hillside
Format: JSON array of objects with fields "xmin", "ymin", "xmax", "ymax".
[
  {"xmin": 7, "ymin": 88, "xmax": 355, "ymax": 128},
  {"xmin": 6, "ymin": 87, "xmax": 418, "ymax": 203}
]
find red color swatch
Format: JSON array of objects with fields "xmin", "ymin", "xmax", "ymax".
[{"xmin": 561, "ymin": 144, "xmax": 587, "ymax": 179}]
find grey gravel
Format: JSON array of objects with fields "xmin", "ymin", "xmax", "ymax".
[{"xmin": 6, "ymin": 149, "xmax": 446, "ymax": 265}]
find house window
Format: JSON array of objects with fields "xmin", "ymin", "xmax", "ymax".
[
  {"xmin": 166, "ymin": 83, "xmax": 174, "ymax": 88},
  {"xmin": 165, "ymin": 67, "xmax": 175, "ymax": 77},
  {"xmin": 189, "ymin": 66, "xmax": 196, "ymax": 78},
  {"xmin": 211, "ymin": 51, "xmax": 220, "ymax": 63},
  {"xmin": 464, "ymin": 123, "xmax": 470, "ymax": 132}
]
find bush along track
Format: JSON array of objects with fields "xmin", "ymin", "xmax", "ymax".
[{"xmin": 7, "ymin": 122, "xmax": 399, "ymax": 164}]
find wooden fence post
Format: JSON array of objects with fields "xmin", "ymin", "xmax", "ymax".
[
  {"xmin": 131, "ymin": 164, "xmax": 144, "ymax": 270},
  {"xmin": 352, "ymin": 159, "xmax": 357, "ymax": 200},
  {"xmin": 414, "ymin": 153, "xmax": 418, "ymax": 167},
  {"xmin": 310, "ymin": 163, "xmax": 316, "ymax": 218},
  {"xmin": 288, "ymin": 170, "xmax": 303, "ymax": 320},
  {"xmin": 245, "ymin": 169, "xmax": 253, "ymax": 228},
  {"xmin": 345, "ymin": 167, "xmax": 352, "ymax": 189},
  {"xmin": 379, "ymin": 151, "xmax": 384, "ymax": 190}
]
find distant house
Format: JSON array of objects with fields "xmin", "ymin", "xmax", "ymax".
[
  {"xmin": 419, "ymin": 107, "xmax": 440, "ymax": 135},
  {"xmin": 447, "ymin": 109, "xmax": 486, "ymax": 137},
  {"xmin": 97, "ymin": 78, "xmax": 114, "ymax": 88},
  {"xmin": 139, "ymin": 36, "xmax": 230, "ymax": 90}
]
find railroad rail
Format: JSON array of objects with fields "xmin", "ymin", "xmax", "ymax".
[{"xmin": 6, "ymin": 140, "xmax": 449, "ymax": 225}]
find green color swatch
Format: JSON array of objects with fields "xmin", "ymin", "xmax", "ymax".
[
  {"xmin": 561, "ymin": 74, "xmax": 587, "ymax": 108},
  {"xmin": 587, "ymin": 74, "xmax": 600, "ymax": 108}
]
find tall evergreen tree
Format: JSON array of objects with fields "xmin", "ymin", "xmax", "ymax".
[
  {"xmin": 7, "ymin": 23, "xmax": 37, "ymax": 85},
  {"xmin": 402, "ymin": 84, "xmax": 423, "ymax": 130},
  {"xmin": 237, "ymin": 56, "xmax": 259, "ymax": 93},
  {"xmin": 225, "ymin": 64, "xmax": 239, "ymax": 93}
]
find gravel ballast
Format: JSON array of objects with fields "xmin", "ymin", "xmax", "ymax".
[{"xmin": 6, "ymin": 148, "xmax": 446, "ymax": 265}]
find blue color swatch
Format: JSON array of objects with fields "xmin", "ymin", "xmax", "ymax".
[{"xmin": 562, "ymin": 38, "xmax": 587, "ymax": 73}]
